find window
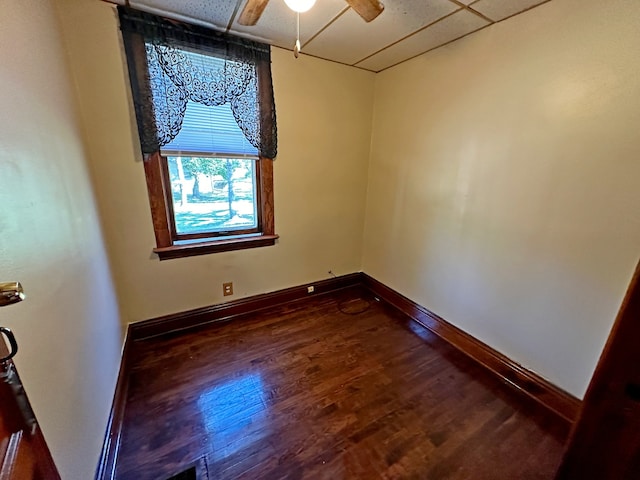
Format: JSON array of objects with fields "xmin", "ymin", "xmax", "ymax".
[
  {"xmin": 119, "ymin": 7, "xmax": 277, "ymax": 259},
  {"xmin": 166, "ymin": 156, "xmax": 259, "ymax": 238}
]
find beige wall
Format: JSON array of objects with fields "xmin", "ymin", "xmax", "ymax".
[
  {"xmin": 362, "ymin": 0, "xmax": 640, "ymax": 398},
  {"xmin": 56, "ymin": 0, "xmax": 375, "ymax": 323},
  {"xmin": 0, "ymin": 1, "xmax": 123, "ymax": 478}
]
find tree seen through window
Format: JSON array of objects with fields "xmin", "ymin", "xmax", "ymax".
[{"xmin": 167, "ymin": 157, "xmax": 257, "ymax": 235}]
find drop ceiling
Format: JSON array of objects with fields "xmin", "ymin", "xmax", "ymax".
[{"xmin": 105, "ymin": 0, "xmax": 553, "ymax": 72}]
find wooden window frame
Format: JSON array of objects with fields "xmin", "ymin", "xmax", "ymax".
[
  {"xmin": 165, "ymin": 155, "xmax": 262, "ymax": 241},
  {"xmin": 144, "ymin": 151, "xmax": 277, "ymax": 260}
]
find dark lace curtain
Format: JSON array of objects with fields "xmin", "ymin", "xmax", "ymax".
[{"xmin": 118, "ymin": 7, "xmax": 277, "ymax": 159}]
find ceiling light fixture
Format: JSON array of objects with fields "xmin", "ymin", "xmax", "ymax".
[{"xmin": 284, "ymin": 0, "xmax": 316, "ymax": 13}]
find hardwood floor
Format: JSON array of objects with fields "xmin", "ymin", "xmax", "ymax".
[{"xmin": 115, "ymin": 287, "xmax": 568, "ymax": 480}]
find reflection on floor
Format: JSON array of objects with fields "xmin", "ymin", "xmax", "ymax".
[
  {"xmin": 115, "ymin": 286, "xmax": 568, "ymax": 479},
  {"xmin": 198, "ymin": 373, "xmax": 268, "ymax": 462}
]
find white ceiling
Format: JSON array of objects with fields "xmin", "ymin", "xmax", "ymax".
[{"xmin": 107, "ymin": 0, "xmax": 553, "ymax": 72}]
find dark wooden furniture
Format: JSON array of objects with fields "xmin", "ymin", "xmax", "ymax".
[
  {"xmin": 556, "ymin": 260, "xmax": 640, "ymax": 479},
  {"xmin": 0, "ymin": 339, "xmax": 59, "ymax": 479}
]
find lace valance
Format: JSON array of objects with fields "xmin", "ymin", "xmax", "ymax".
[{"xmin": 118, "ymin": 7, "xmax": 277, "ymax": 159}]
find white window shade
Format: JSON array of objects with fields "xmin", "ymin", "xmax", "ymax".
[{"xmin": 161, "ymin": 101, "xmax": 259, "ymax": 157}]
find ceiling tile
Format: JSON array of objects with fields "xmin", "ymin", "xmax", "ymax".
[
  {"xmin": 119, "ymin": 0, "xmax": 555, "ymax": 72},
  {"xmin": 130, "ymin": 0, "xmax": 236, "ymax": 31},
  {"xmin": 355, "ymin": 9, "xmax": 489, "ymax": 72},
  {"xmin": 303, "ymin": 0, "xmax": 458, "ymax": 66},
  {"xmin": 471, "ymin": 0, "xmax": 549, "ymax": 22},
  {"xmin": 230, "ymin": 0, "xmax": 346, "ymax": 50}
]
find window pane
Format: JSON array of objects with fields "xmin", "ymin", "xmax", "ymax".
[{"xmin": 167, "ymin": 157, "xmax": 258, "ymax": 235}]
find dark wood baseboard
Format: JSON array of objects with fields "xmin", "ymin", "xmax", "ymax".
[
  {"xmin": 95, "ymin": 326, "xmax": 134, "ymax": 480},
  {"xmin": 361, "ymin": 273, "xmax": 581, "ymax": 424},
  {"xmin": 129, "ymin": 272, "xmax": 363, "ymax": 341},
  {"xmin": 98, "ymin": 271, "xmax": 581, "ymax": 478}
]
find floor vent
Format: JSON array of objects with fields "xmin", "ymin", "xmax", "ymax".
[
  {"xmin": 165, "ymin": 466, "xmax": 197, "ymax": 480},
  {"xmin": 167, "ymin": 462, "xmax": 209, "ymax": 480},
  {"xmin": 163, "ymin": 455, "xmax": 208, "ymax": 480}
]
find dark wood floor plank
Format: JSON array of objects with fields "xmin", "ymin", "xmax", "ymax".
[{"xmin": 115, "ymin": 287, "xmax": 567, "ymax": 480}]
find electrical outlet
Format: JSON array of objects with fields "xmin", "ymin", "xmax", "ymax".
[
  {"xmin": 223, "ymin": 282, "xmax": 233, "ymax": 296},
  {"xmin": 307, "ymin": 286, "xmax": 314, "ymax": 294}
]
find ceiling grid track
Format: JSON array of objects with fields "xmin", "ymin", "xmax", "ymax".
[
  {"xmin": 226, "ymin": 0, "xmax": 245, "ymax": 32},
  {"xmin": 485, "ymin": 0, "xmax": 555, "ymax": 24},
  {"xmin": 351, "ymin": 7, "xmax": 464, "ymax": 68},
  {"xmin": 448, "ymin": 0, "xmax": 495, "ymax": 23},
  {"xmin": 376, "ymin": 22, "xmax": 492, "ymax": 72},
  {"xmin": 302, "ymin": 6, "xmax": 351, "ymax": 50}
]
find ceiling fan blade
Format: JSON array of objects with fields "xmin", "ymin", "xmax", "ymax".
[
  {"xmin": 237, "ymin": 0, "xmax": 270, "ymax": 26},
  {"xmin": 345, "ymin": 0, "xmax": 385, "ymax": 22}
]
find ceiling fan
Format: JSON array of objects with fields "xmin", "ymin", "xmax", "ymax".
[{"xmin": 237, "ymin": 0, "xmax": 385, "ymax": 26}]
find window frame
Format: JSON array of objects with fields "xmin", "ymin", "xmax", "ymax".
[
  {"xmin": 118, "ymin": 7, "xmax": 278, "ymax": 260},
  {"xmin": 144, "ymin": 151, "xmax": 277, "ymax": 260},
  {"xmin": 164, "ymin": 153, "xmax": 262, "ymax": 241}
]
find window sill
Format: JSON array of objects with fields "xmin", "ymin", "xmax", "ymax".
[{"xmin": 153, "ymin": 234, "xmax": 279, "ymax": 260}]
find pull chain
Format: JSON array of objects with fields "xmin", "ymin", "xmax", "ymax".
[{"xmin": 294, "ymin": 12, "xmax": 301, "ymax": 58}]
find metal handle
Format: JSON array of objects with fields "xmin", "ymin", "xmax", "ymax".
[
  {"xmin": 0, "ymin": 282, "xmax": 25, "ymax": 307},
  {"xmin": 0, "ymin": 327, "xmax": 18, "ymax": 363}
]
